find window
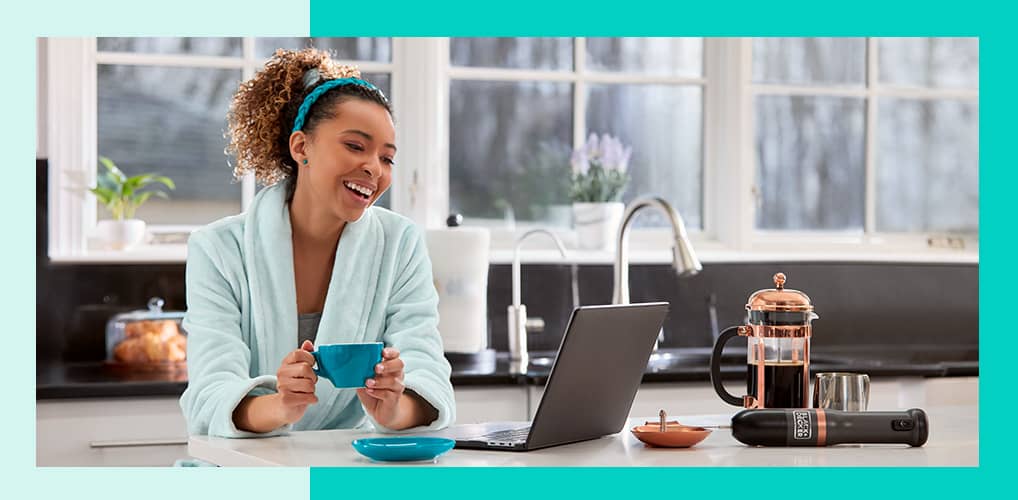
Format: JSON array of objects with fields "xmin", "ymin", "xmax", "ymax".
[
  {"xmin": 48, "ymin": 37, "xmax": 978, "ymax": 261},
  {"xmin": 752, "ymin": 37, "xmax": 978, "ymax": 236},
  {"xmin": 448, "ymin": 38, "xmax": 704, "ymax": 230}
]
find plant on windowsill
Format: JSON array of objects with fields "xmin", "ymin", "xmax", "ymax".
[
  {"xmin": 90, "ymin": 156, "xmax": 175, "ymax": 251},
  {"xmin": 569, "ymin": 133, "xmax": 631, "ymax": 250}
]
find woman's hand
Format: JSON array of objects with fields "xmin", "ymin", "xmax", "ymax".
[
  {"xmin": 357, "ymin": 347, "xmax": 436, "ymax": 430},
  {"xmin": 274, "ymin": 339, "xmax": 319, "ymax": 424},
  {"xmin": 233, "ymin": 340, "xmax": 319, "ymax": 433},
  {"xmin": 356, "ymin": 347, "xmax": 405, "ymax": 427}
]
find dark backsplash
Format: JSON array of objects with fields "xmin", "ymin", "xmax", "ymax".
[
  {"xmin": 36, "ymin": 159, "xmax": 979, "ymax": 363},
  {"xmin": 37, "ymin": 259, "xmax": 978, "ymax": 363},
  {"xmin": 493, "ymin": 262, "xmax": 978, "ymax": 353}
]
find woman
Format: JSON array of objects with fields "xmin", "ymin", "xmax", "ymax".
[{"xmin": 180, "ymin": 48, "xmax": 455, "ymax": 437}]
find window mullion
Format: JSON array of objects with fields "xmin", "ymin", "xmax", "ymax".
[
  {"xmin": 573, "ymin": 37, "xmax": 586, "ymax": 149},
  {"xmin": 48, "ymin": 37, "xmax": 97, "ymax": 258},
  {"xmin": 391, "ymin": 37, "xmax": 449, "ymax": 227},
  {"xmin": 705, "ymin": 37, "xmax": 753, "ymax": 251},
  {"xmin": 865, "ymin": 37, "xmax": 879, "ymax": 236}
]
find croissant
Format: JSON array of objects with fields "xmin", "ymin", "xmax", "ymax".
[{"xmin": 114, "ymin": 320, "xmax": 187, "ymax": 363}]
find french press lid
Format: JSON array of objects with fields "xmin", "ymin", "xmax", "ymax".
[{"xmin": 745, "ymin": 273, "xmax": 817, "ymax": 326}]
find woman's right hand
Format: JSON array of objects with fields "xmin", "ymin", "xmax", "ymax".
[{"xmin": 274, "ymin": 340, "xmax": 319, "ymax": 424}]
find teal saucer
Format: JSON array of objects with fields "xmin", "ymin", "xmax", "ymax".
[{"xmin": 351, "ymin": 437, "xmax": 456, "ymax": 462}]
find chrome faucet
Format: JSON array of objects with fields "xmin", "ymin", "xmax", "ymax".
[
  {"xmin": 508, "ymin": 229, "xmax": 568, "ymax": 372},
  {"xmin": 612, "ymin": 196, "xmax": 702, "ymax": 351}
]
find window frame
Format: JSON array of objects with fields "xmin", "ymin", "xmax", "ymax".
[
  {"xmin": 44, "ymin": 37, "xmax": 978, "ymax": 263},
  {"xmin": 748, "ymin": 37, "xmax": 980, "ymax": 252}
]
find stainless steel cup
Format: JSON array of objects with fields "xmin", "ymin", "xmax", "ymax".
[{"xmin": 812, "ymin": 372, "xmax": 870, "ymax": 411}]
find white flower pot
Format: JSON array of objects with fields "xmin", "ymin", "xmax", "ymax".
[
  {"xmin": 572, "ymin": 202, "xmax": 624, "ymax": 250},
  {"xmin": 96, "ymin": 219, "xmax": 147, "ymax": 251}
]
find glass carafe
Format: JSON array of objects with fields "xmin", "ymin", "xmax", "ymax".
[{"xmin": 711, "ymin": 273, "xmax": 818, "ymax": 408}]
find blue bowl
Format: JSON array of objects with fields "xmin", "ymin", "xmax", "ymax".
[{"xmin": 351, "ymin": 437, "xmax": 456, "ymax": 462}]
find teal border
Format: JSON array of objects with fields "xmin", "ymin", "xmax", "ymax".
[{"xmin": 311, "ymin": 1, "xmax": 1001, "ymax": 499}]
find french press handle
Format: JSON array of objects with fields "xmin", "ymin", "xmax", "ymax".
[{"xmin": 710, "ymin": 325, "xmax": 746, "ymax": 407}]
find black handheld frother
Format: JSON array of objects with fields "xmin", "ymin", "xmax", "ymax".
[{"xmin": 730, "ymin": 408, "xmax": 928, "ymax": 447}]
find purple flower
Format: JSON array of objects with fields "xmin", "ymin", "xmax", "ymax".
[
  {"xmin": 570, "ymin": 148, "xmax": 589, "ymax": 175},
  {"xmin": 570, "ymin": 133, "xmax": 632, "ymax": 175},
  {"xmin": 600, "ymin": 134, "xmax": 632, "ymax": 173}
]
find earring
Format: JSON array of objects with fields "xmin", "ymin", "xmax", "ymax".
[{"xmin": 302, "ymin": 159, "xmax": 308, "ymax": 165}]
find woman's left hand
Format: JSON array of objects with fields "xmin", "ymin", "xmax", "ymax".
[{"xmin": 356, "ymin": 347, "xmax": 408, "ymax": 428}]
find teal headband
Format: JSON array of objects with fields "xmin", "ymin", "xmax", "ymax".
[{"xmin": 291, "ymin": 77, "xmax": 382, "ymax": 133}]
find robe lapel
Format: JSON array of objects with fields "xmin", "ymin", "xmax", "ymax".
[{"xmin": 243, "ymin": 184, "xmax": 299, "ymax": 375}]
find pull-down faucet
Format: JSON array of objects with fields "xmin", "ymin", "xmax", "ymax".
[
  {"xmin": 507, "ymin": 229, "xmax": 569, "ymax": 372},
  {"xmin": 612, "ymin": 196, "xmax": 702, "ymax": 351}
]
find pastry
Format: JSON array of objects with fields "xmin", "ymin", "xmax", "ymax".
[{"xmin": 114, "ymin": 321, "xmax": 187, "ymax": 363}]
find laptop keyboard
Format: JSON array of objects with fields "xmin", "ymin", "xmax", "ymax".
[{"xmin": 479, "ymin": 427, "xmax": 531, "ymax": 444}]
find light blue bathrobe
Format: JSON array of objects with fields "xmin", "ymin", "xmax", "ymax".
[{"xmin": 179, "ymin": 182, "xmax": 455, "ymax": 438}]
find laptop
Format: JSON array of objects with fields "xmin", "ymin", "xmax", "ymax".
[{"xmin": 441, "ymin": 302, "xmax": 669, "ymax": 452}]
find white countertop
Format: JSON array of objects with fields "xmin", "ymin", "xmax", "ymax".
[{"xmin": 188, "ymin": 404, "xmax": 977, "ymax": 467}]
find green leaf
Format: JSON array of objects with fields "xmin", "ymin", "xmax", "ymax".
[
  {"xmin": 122, "ymin": 174, "xmax": 151, "ymax": 198},
  {"xmin": 98, "ymin": 156, "xmax": 127, "ymax": 185},
  {"xmin": 134, "ymin": 191, "xmax": 156, "ymax": 206},
  {"xmin": 151, "ymin": 176, "xmax": 175, "ymax": 190},
  {"xmin": 89, "ymin": 186, "xmax": 115, "ymax": 205}
]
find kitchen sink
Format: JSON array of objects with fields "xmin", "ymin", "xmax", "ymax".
[
  {"xmin": 526, "ymin": 344, "xmax": 976, "ymax": 373},
  {"xmin": 529, "ymin": 347, "xmax": 750, "ymax": 371},
  {"xmin": 528, "ymin": 346, "xmax": 862, "ymax": 371}
]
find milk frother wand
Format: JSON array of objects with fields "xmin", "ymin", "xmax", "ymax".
[{"xmin": 730, "ymin": 408, "xmax": 929, "ymax": 447}]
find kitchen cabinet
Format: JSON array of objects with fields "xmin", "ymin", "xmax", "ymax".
[
  {"xmin": 454, "ymin": 386, "xmax": 529, "ymax": 424},
  {"xmin": 37, "ymin": 396, "xmax": 188, "ymax": 466},
  {"xmin": 527, "ymin": 377, "xmax": 978, "ymax": 420}
]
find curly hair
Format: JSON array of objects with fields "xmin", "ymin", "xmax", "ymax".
[{"xmin": 225, "ymin": 48, "xmax": 392, "ymax": 202}]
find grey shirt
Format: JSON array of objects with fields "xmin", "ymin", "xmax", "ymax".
[{"xmin": 297, "ymin": 312, "xmax": 322, "ymax": 347}]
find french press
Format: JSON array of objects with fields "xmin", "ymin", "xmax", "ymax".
[{"xmin": 710, "ymin": 273, "xmax": 819, "ymax": 409}]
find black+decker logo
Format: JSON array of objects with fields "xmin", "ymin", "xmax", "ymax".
[{"xmin": 792, "ymin": 410, "xmax": 812, "ymax": 440}]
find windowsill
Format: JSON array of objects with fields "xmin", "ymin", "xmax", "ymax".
[
  {"xmin": 49, "ymin": 244, "xmax": 189, "ymax": 264},
  {"xmin": 48, "ymin": 244, "xmax": 978, "ymax": 265},
  {"xmin": 488, "ymin": 248, "xmax": 978, "ymax": 265}
]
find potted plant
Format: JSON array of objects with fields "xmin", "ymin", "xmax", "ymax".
[
  {"xmin": 90, "ymin": 156, "xmax": 175, "ymax": 250},
  {"xmin": 569, "ymin": 133, "xmax": 631, "ymax": 250}
]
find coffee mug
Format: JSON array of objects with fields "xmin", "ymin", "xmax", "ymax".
[
  {"xmin": 311, "ymin": 342, "xmax": 384, "ymax": 388},
  {"xmin": 812, "ymin": 372, "xmax": 870, "ymax": 411}
]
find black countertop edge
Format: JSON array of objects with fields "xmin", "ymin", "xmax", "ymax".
[
  {"xmin": 38, "ymin": 382, "xmax": 189, "ymax": 400},
  {"xmin": 37, "ymin": 361, "xmax": 977, "ymax": 400}
]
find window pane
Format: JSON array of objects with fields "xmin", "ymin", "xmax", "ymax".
[
  {"xmin": 877, "ymin": 99, "xmax": 978, "ymax": 233},
  {"xmin": 360, "ymin": 72, "xmax": 392, "ymax": 110},
  {"xmin": 97, "ymin": 65, "xmax": 242, "ymax": 225},
  {"xmin": 753, "ymin": 38, "xmax": 866, "ymax": 85},
  {"xmin": 255, "ymin": 37, "xmax": 391, "ymax": 62},
  {"xmin": 587, "ymin": 84, "xmax": 702, "ymax": 229},
  {"xmin": 879, "ymin": 37, "xmax": 978, "ymax": 88},
  {"xmin": 449, "ymin": 80, "xmax": 573, "ymax": 223},
  {"xmin": 450, "ymin": 38, "xmax": 573, "ymax": 70},
  {"xmin": 98, "ymin": 37, "xmax": 241, "ymax": 57},
  {"xmin": 364, "ymin": 72, "xmax": 392, "ymax": 209},
  {"xmin": 585, "ymin": 37, "xmax": 702, "ymax": 77},
  {"xmin": 755, "ymin": 96, "xmax": 865, "ymax": 230}
]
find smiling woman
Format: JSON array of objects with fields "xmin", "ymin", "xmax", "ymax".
[{"xmin": 179, "ymin": 48, "xmax": 455, "ymax": 438}]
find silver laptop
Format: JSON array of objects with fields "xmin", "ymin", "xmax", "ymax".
[{"xmin": 439, "ymin": 302, "xmax": 669, "ymax": 452}]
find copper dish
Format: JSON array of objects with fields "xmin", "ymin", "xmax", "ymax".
[{"xmin": 631, "ymin": 421, "xmax": 711, "ymax": 448}]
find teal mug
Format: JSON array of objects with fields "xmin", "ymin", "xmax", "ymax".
[{"xmin": 311, "ymin": 342, "xmax": 384, "ymax": 388}]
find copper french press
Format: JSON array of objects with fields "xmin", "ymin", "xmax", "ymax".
[{"xmin": 710, "ymin": 273, "xmax": 819, "ymax": 409}]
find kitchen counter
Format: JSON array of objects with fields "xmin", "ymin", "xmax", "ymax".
[
  {"xmin": 37, "ymin": 344, "xmax": 977, "ymax": 400},
  {"xmin": 188, "ymin": 403, "xmax": 978, "ymax": 467}
]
